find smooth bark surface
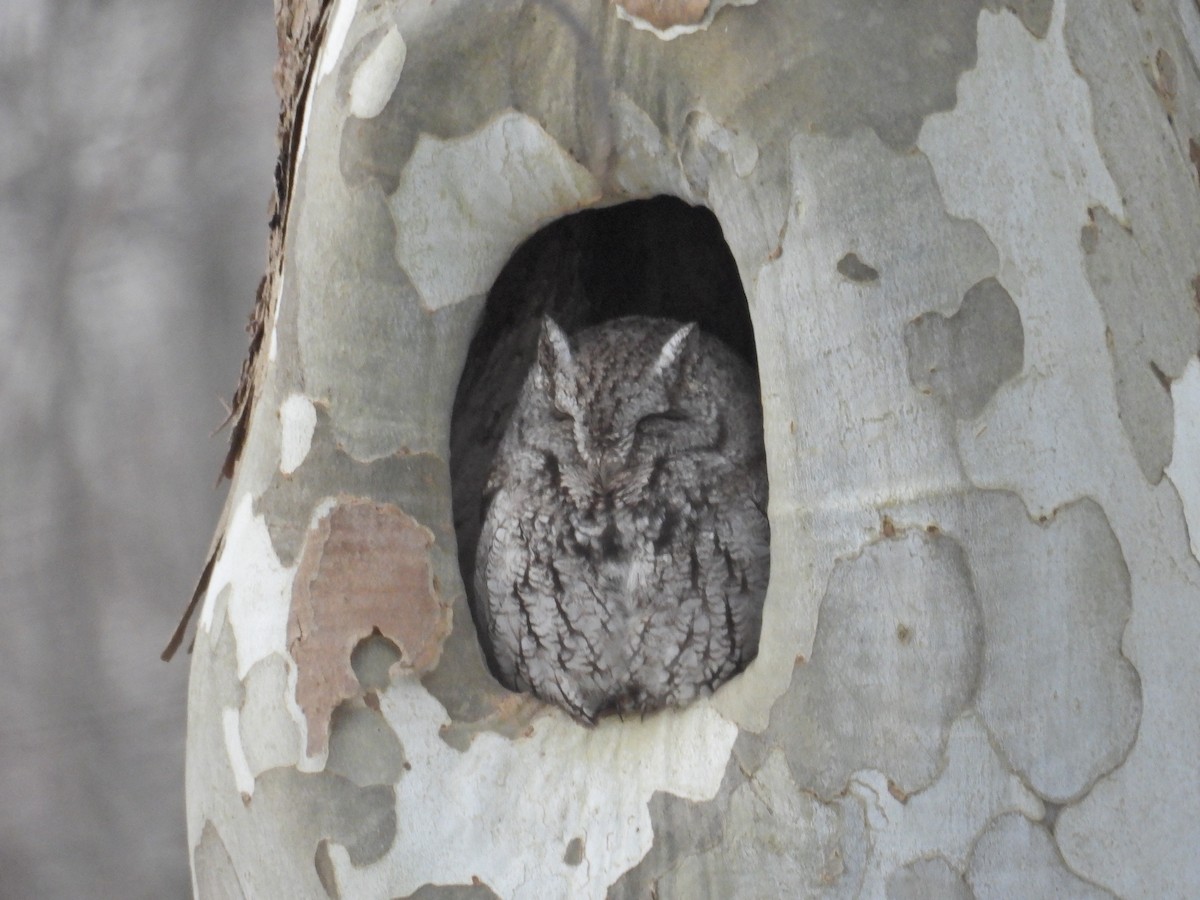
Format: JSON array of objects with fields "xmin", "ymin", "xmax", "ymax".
[{"xmin": 188, "ymin": 0, "xmax": 1200, "ymax": 896}]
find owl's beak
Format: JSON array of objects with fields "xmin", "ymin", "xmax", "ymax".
[
  {"xmin": 592, "ymin": 452, "xmax": 627, "ymax": 493},
  {"xmin": 596, "ymin": 465, "xmax": 621, "ymax": 492}
]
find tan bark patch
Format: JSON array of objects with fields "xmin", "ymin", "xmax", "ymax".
[
  {"xmin": 1151, "ymin": 47, "xmax": 1177, "ymax": 115},
  {"xmin": 289, "ymin": 497, "xmax": 449, "ymax": 756},
  {"xmin": 613, "ymin": 0, "xmax": 710, "ymax": 30}
]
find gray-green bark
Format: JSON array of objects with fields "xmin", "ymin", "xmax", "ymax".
[{"xmin": 187, "ymin": 0, "xmax": 1200, "ymax": 896}]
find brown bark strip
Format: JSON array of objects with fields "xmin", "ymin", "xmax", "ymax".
[
  {"xmin": 161, "ymin": 536, "xmax": 224, "ymax": 661},
  {"xmin": 222, "ymin": 0, "xmax": 335, "ymax": 480},
  {"xmin": 163, "ymin": 0, "xmax": 334, "ymax": 661}
]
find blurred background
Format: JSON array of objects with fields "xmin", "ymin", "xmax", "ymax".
[{"xmin": 0, "ymin": 1, "xmax": 278, "ymax": 895}]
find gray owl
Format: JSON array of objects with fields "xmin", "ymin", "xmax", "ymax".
[{"xmin": 474, "ymin": 315, "xmax": 770, "ymax": 722}]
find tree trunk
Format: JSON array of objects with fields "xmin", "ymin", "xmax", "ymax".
[{"xmin": 186, "ymin": 0, "xmax": 1200, "ymax": 896}]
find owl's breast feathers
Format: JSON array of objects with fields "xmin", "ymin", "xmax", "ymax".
[
  {"xmin": 473, "ymin": 315, "xmax": 768, "ymax": 722},
  {"xmin": 477, "ymin": 444, "xmax": 767, "ymax": 721}
]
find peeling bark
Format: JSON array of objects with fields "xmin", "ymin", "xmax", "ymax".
[
  {"xmin": 186, "ymin": 0, "xmax": 1200, "ymax": 896},
  {"xmin": 289, "ymin": 498, "xmax": 449, "ymax": 756}
]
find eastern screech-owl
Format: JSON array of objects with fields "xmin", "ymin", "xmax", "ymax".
[{"xmin": 474, "ymin": 315, "xmax": 770, "ymax": 722}]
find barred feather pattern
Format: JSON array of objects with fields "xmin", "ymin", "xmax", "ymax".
[{"xmin": 475, "ymin": 315, "xmax": 770, "ymax": 722}]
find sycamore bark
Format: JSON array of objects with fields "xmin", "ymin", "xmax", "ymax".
[{"xmin": 187, "ymin": 1, "xmax": 1200, "ymax": 896}]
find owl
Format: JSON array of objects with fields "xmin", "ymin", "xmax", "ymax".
[{"xmin": 474, "ymin": 315, "xmax": 770, "ymax": 722}]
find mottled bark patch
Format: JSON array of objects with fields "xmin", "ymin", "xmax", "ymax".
[
  {"xmin": 194, "ymin": 821, "xmax": 246, "ymax": 900},
  {"xmin": 971, "ymin": 497, "xmax": 1139, "ymax": 803},
  {"xmin": 606, "ymin": 750, "xmax": 738, "ymax": 896},
  {"xmin": 887, "ymin": 857, "xmax": 971, "ymax": 900},
  {"xmin": 405, "ymin": 881, "xmax": 502, "ymax": 899},
  {"xmin": 968, "ymin": 814, "xmax": 1116, "ymax": 898},
  {"xmin": 1150, "ymin": 47, "xmax": 1178, "ymax": 117},
  {"xmin": 289, "ymin": 497, "xmax": 450, "ymax": 756},
  {"xmin": 904, "ymin": 277, "xmax": 1024, "ymax": 419},
  {"xmin": 1081, "ymin": 207, "xmax": 1198, "ymax": 484},
  {"xmin": 835, "ymin": 252, "xmax": 883, "ymax": 283},
  {"xmin": 256, "ymin": 407, "xmax": 455, "ymax": 569},
  {"xmin": 240, "ymin": 656, "xmax": 301, "ymax": 777},
  {"xmin": 563, "ymin": 836, "xmax": 585, "ymax": 866},
  {"xmin": 327, "ymin": 705, "xmax": 407, "ymax": 787},
  {"xmin": 1061, "ymin": 8, "xmax": 1200, "ymax": 486},
  {"xmin": 771, "ymin": 530, "xmax": 983, "ymax": 800},
  {"xmin": 836, "ymin": 252, "xmax": 880, "ymax": 283},
  {"xmin": 680, "ymin": 110, "xmax": 760, "ymax": 195},
  {"xmin": 653, "ymin": 752, "xmax": 867, "ymax": 896},
  {"xmin": 992, "ymin": 0, "xmax": 1053, "ymax": 37},
  {"xmin": 259, "ymin": 769, "xmax": 397, "ymax": 868},
  {"xmin": 389, "ymin": 112, "xmax": 600, "ymax": 313}
]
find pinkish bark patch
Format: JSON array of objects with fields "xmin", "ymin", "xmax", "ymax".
[
  {"xmin": 614, "ymin": 0, "xmax": 711, "ymax": 29},
  {"xmin": 289, "ymin": 497, "xmax": 450, "ymax": 756}
]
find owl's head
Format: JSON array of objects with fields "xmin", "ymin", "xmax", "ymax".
[{"xmin": 531, "ymin": 316, "xmax": 718, "ymax": 492}]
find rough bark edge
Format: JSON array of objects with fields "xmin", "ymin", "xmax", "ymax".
[
  {"xmin": 224, "ymin": 0, "xmax": 334, "ymax": 481},
  {"xmin": 163, "ymin": 0, "xmax": 332, "ymax": 660}
]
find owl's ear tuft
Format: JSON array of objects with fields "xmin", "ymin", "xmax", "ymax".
[
  {"xmin": 536, "ymin": 317, "xmax": 574, "ymax": 389},
  {"xmin": 651, "ymin": 322, "xmax": 698, "ymax": 382}
]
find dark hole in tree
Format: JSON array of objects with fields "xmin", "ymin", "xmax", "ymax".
[{"xmin": 450, "ymin": 195, "xmax": 764, "ymax": 692}]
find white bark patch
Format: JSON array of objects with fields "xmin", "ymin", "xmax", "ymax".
[
  {"xmin": 390, "ymin": 112, "xmax": 602, "ymax": 311},
  {"xmin": 278, "ymin": 393, "xmax": 317, "ymax": 475},
  {"xmin": 1166, "ymin": 357, "xmax": 1200, "ymax": 563},
  {"xmin": 265, "ymin": 273, "xmax": 282, "ymax": 364},
  {"xmin": 299, "ymin": 0, "xmax": 359, "ymax": 167},
  {"xmin": 918, "ymin": 3, "xmax": 1127, "ymax": 519},
  {"xmin": 850, "ymin": 713, "xmax": 1042, "ymax": 894},
  {"xmin": 199, "ymin": 494, "xmax": 294, "ymax": 680},
  {"xmin": 327, "ymin": 677, "xmax": 737, "ymax": 898},
  {"xmin": 268, "ymin": 271, "xmax": 284, "ymax": 363},
  {"xmin": 349, "ymin": 25, "xmax": 406, "ymax": 120},
  {"xmin": 320, "ymin": 0, "xmax": 359, "ymax": 80},
  {"xmin": 222, "ymin": 708, "xmax": 255, "ymax": 799}
]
